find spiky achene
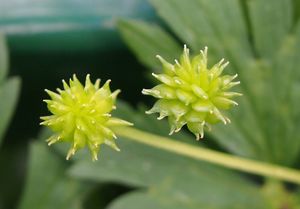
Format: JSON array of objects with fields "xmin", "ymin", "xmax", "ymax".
[
  {"xmin": 142, "ymin": 46, "xmax": 241, "ymax": 139},
  {"xmin": 41, "ymin": 74, "xmax": 132, "ymax": 161}
]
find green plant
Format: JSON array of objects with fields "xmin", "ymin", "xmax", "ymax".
[
  {"xmin": 0, "ymin": 35, "xmax": 21, "ymax": 146},
  {"xmin": 13, "ymin": 0, "xmax": 300, "ymax": 209},
  {"xmin": 0, "ymin": 34, "xmax": 21, "ymax": 209}
]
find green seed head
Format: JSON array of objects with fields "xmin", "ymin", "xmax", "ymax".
[
  {"xmin": 142, "ymin": 45, "xmax": 241, "ymax": 139},
  {"xmin": 40, "ymin": 74, "xmax": 132, "ymax": 161}
]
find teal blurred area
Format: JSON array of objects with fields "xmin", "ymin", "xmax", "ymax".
[{"xmin": 0, "ymin": 0, "xmax": 156, "ymax": 53}]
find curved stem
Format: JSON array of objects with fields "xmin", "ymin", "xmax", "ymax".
[{"xmin": 114, "ymin": 126, "xmax": 300, "ymax": 185}]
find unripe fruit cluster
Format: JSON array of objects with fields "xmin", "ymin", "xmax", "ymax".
[{"xmin": 142, "ymin": 46, "xmax": 241, "ymax": 139}]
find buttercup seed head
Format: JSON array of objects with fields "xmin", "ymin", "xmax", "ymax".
[
  {"xmin": 142, "ymin": 45, "xmax": 241, "ymax": 139},
  {"xmin": 40, "ymin": 74, "xmax": 132, "ymax": 161}
]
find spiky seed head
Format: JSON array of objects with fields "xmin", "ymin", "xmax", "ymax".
[
  {"xmin": 142, "ymin": 45, "xmax": 241, "ymax": 139},
  {"xmin": 40, "ymin": 74, "xmax": 132, "ymax": 161}
]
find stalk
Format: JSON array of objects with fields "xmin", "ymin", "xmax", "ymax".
[{"xmin": 115, "ymin": 126, "xmax": 300, "ymax": 185}]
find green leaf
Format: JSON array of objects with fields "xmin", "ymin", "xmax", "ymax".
[
  {"xmin": 150, "ymin": 0, "xmax": 252, "ymax": 65},
  {"xmin": 18, "ymin": 141, "xmax": 88, "ymax": 209},
  {"xmin": 261, "ymin": 181, "xmax": 300, "ymax": 209},
  {"xmin": 107, "ymin": 192, "xmax": 214, "ymax": 209},
  {"xmin": 295, "ymin": 189, "xmax": 300, "ymax": 205},
  {"xmin": 0, "ymin": 77, "xmax": 20, "ymax": 146},
  {"xmin": 118, "ymin": 19, "xmax": 181, "ymax": 71},
  {"xmin": 248, "ymin": 0, "xmax": 293, "ymax": 60},
  {"xmin": 0, "ymin": 34, "xmax": 8, "ymax": 84},
  {"xmin": 265, "ymin": 22, "xmax": 300, "ymax": 165},
  {"xmin": 114, "ymin": 101, "xmax": 195, "ymax": 142},
  {"xmin": 107, "ymin": 192, "xmax": 176, "ymax": 209},
  {"xmin": 295, "ymin": 0, "xmax": 300, "ymax": 21},
  {"xmin": 69, "ymin": 137, "xmax": 270, "ymax": 209}
]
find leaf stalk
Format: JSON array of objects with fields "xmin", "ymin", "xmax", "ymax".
[{"xmin": 115, "ymin": 126, "xmax": 300, "ymax": 185}]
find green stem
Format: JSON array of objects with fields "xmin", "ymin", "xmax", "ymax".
[{"xmin": 115, "ymin": 126, "xmax": 300, "ymax": 185}]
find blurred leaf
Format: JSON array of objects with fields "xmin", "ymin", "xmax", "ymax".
[
  {"xmin": 107, "ymin": 191, "xmax": 222, "ymax": 209},
  {"xmin": 295, "ymin": 0, "xmax": 300, "ymax": 21},
  {"xmin": 265, "ymin": 22, "xmax": 300, "ymax": 165},
  {"xmin": 107, "ymin": 192, "xmax": 176, "ymax": 209},
  {"xmin": 118, "ymin": 19, "xmax": 181, "ymax": 71},
  {"xmin": 18, "ymin": 141, "xmax": 88, "ymax": 209},
  {"xmin": 114, "ymin": 101, "xmax": 196, "ymax": 143},
  {"xmin": 260, "ymin": 181, "xmax": 299, "ymax": 209},
  {"xmin": 0, "ymin": 0, "xmax": 156, "ymax": 53},
  {"xmin": 69, "ymin": 137, "xmax": 270, "ymax": 209},
  {"xmin": 150, "ymin": 0, "xmax": 252, "ymax": 66},
  {"xmin": 0, "ymin": 34, "xmax": 8, "ymax": 85},
  {"xmin": 248, "ymin": 0, "xmax": 293, "ymax": 60},
  {"xmin": 296, "ymin": 189, "xmax": 300, "ymax": 204},
  {"xmin": 0, "ymin": 77, "xmax": 20, "ymax": 146}
]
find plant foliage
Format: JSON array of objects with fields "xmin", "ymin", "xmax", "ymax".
[
  {"xmin": 0, "ymin": 35, "xmax": 20, "ymax": 146},
  {"xmin": 15, "ymin": 0, "xmax": 300, "ymax": 208}
]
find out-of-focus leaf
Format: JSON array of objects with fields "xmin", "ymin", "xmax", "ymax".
[
  {"xmin": 261, "ymin": 181, "xmax": 300, "ymax": 209},
  {"xmin": 267, "ymin": 22, "xmax": 300, "ymax": 165},
  {"xmin": 118, "ymin": 19, "xmax": 181, "ymax": 71},
  {"xmin": 0, "ymin": 0, "xmax": 156, "ymax": 53},
  {"xmin": 107, "ymin": 192, "xmax": 177, "ymax": 209},
  {"xmin": 295, "ymin": 0, "xmax": 300, "ymax": 21},
  {"xmin": 0, "ymin": 77, "xmax": 20, "ymax": 146},
  {"xmin": 114, "ymin": 101, "xmax": 195, "ymax": 143},
  {"xmin": 248, "ymin": 0, "xmax": 293, "ymax": 60},
  {"xmin": 0, "ymin": 34, "xmax": 8, "ymax": 84},
  {"xmin": 150, "ymin": 0, "xmax": 252, "ymax": 67},
  {"xmin": 18, "ymin": 141, "xmax": 88, "ymax": 209},
  {"xmin": 119, "ymin": 0, "xmax": 300, "ymax": 166},
  {"xmin": 295, "ymin": 189, "xmax": 300, "ymax": 205},
  {"xmin": 107, "ymin": 192, "xmax": 219, "ymax": 209},
  {"xmin": 69, "ymin": 136, "xmax": 270, "ymax": 209}
]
